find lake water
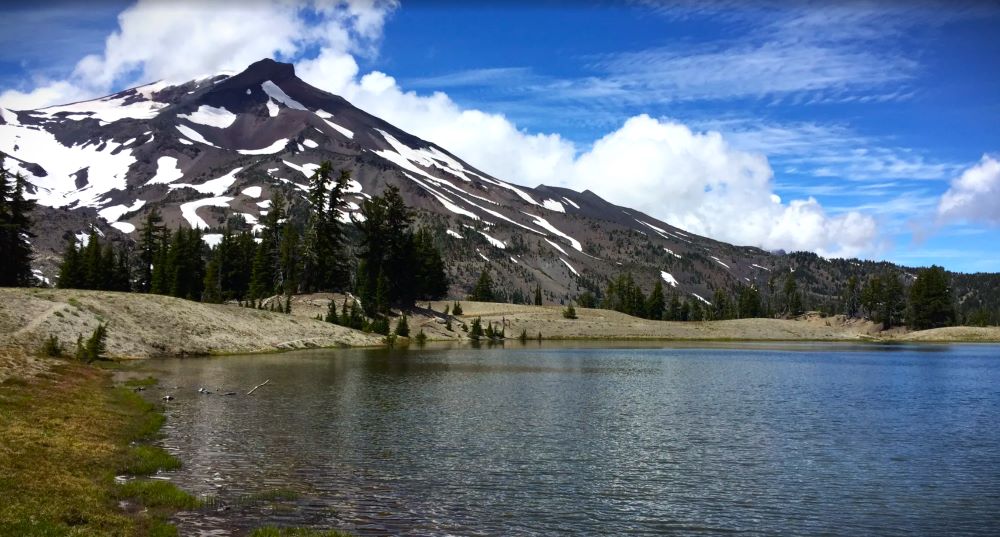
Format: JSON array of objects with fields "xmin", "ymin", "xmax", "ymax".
[{"xmin": 149, "ymin": 343, "xmax": 1000, "ymax": 536}]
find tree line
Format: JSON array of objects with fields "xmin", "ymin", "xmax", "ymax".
[{"xmin": 56, "ymin": 162, "xmax": 448, "ymax": 318}]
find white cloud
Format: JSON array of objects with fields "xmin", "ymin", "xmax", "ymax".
[
  {"xmin": 938, "ymin": 155, "xmax": 1000, "ymax": 225},
  {"xmin": 0, "ymin": 0, "xmax": 396, "ymax": 110},
  {"xmin": 1, "ymin": 0, "xmax": 878, "ymax": 257}
]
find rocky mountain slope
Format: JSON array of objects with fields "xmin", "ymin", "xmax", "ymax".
[{"xmin": 0, "ymin": 59, "xmax": 995, "ymax": 317}]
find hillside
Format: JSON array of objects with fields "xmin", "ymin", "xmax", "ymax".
[
  {"xmin": 1, "ymin": 58, "xmax": 997, "ymax": 321},
  {"xmin": 0, "ymin": 288, "xmax": 381, "ymax": 359}
]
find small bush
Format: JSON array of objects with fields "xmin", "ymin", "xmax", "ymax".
[
  {"xmin": 562, "ymin": 304, "xmax": 577, "ymax": 319},
  {"xmin": 394, "ymin": 315, "xmax": 410, "ymax": 337},
  {"xmin": 414, "ymin": 329, "xmax": 427, "ymax": 345},
  {"xmin": 40, "ymin": 335, "xmax": 62, "ymax": 357}
]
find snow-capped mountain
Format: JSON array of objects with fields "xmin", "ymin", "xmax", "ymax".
[{"xmin": 0, "ymin": 58, "xmax": 973, "ymax": 306}]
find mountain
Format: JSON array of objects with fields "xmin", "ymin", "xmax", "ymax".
[{"xmin": 0, "ymin": 59, "xmax": 996, "ymax": 319}]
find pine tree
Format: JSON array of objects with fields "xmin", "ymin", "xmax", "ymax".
[
  {"xmin": 203, "ymin": 257, "xmax": 222, "ymax": 303},
  {"xmin": 325, "ymin": 299, "xmax": 339, "ymax": 324},
  {"xmin": 737, "ymin": 286, "xmax": 762, "ymax": 319},
  {"xmin": 394, "ymin": 314, "xmax": 410, "ymax": 337},
  {"xmin": 562, "ymin": 303, "xmax": 577, "ymax": 319},
  {"xmin": 667, "ymin": 294, "xmax": 681, "ymax": 321},
  {"xmin": 472, "ymin": 269, "xmax": 494, "ymax": 302},
  {"xmin": 842, "ymin": 275, "xmax": 861, "ymax": 318},
  {"xmin": 469, "ymin": 317, "xmax": 484, "ymax": 340},
  {"xmin": 136, "ymin": 208, "xmax": 164, "ymax": 292},
  {"xmin": 83, "ymin": 324, "xmax": 107, "ymax": 363},
  {"xmin": 0, "ymin": 158, "xmax": 36, "ymax": 287},
  {"xmin": 534, "ymin": 284, "xmax": 542, "ymax": 306},
  {"xmin": 908, "ymin": 265, "xmax": 954, "ymax": 330},
  {"xmin": 57, "ymin": 236, "xmax": 84, "ymax": 289},
  {"xmin": 646, "ymin": 280, "xmax": 665, "ymax": 320},
  {"xmin": 452, "ymin": 301, "xmax": 463, "ymax": 315}
]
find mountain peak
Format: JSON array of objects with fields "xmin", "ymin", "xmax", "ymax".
[{"xmin": 223, "ymin": 58, "xmax": 297, "ymax": 86}]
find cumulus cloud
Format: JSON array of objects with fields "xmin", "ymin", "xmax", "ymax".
[
  {"xmin": 938, "ymin": 155, "xmax": 1000, "ymax": 225},
  {"xmin": 0, "ymin": 0, "xmax": 396, "ymax": 110},
  {"xmin": 0, "ymin": 0, "xmax": 878, "ymax": 257}
]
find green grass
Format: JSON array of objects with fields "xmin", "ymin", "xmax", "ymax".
[
  {"xmin": 124, "ymin": 376, "xmax": 159, "ymax": 388},
  {"xmin": 121, "ymin": 445, "xmax": 181, "ymax": 475},
  {"xmin": 250, "ymin": 527, "xmax": 355, "ymax": 537},
  {"xmin": 0, "ymin": 357, "xmax": 189, "ymax": 536},
  {"xmin": 114, "ymin": 480, "xmax": 202, "ymax": 510}
]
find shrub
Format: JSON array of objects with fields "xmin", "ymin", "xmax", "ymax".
[{"xmin": 40, "ymin": 335, "xmax": 62, "ymax": 357}]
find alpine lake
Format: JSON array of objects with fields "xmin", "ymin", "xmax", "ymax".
[{"xmin": 138, "ymin": 342, "xmax": 1000, "ymax": 536}]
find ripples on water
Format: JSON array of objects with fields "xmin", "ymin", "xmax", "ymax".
[{"xmin": 151, "ymin": 343, "xmax": 1000, "ymax": 536}]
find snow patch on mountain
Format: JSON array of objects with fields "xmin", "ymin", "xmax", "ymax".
[
  {"xmin": 446, "ymin": 229, "xmax": 463, "ymax": 239},
  {"xmin": 170, "ymin": 167, "xmax": 242, "ymax": 196},
  {"xmin": 175, "ymin": 124, "xmax": 217, "ymax": 147},
  {"xmin": 261, "ymin": 81, "xmax": 306, "ymax": 110},
  {"xmin": 691, "ymin": 293, "xmax": 712, "ymax": 306},
  {"xmin": 281, "ymin": 160, "xmax": 320, "ymax": 179},
  {"xmin": 660, "ymin": 271, "xmax": 678, "ymax": 287},
  {"xmin": 242, "ymin": 186, "xmax": 262, "ymax": 198},
  {"xmin": 562, "ymin": 196, "xmax": 580, "ymax": 209},
  {"xmin": 320, "ymin": 118, "xmax": 354, "ymax": 139},
  {"xmin": 178, "ymin": 105, "xmax": 238, "ymax": 129},
  {"xmin": 751, "ymin": 264, "xmax": 771, "ymax": 271},
  {"xmin": 464, "ymin": 225, "xmax": 505, "ymax": 249},
  {"xmin": 544, "ymin": 238, "xmax": 568, "ymax": 256},
  {"xmin": 238, "ymin": 138, "xmax": 288, "ymax": 155},
  {"xmin": 99, "ymin": 199, "xmax": 145, "ymax": 223},
  {"xmin": 561, "ymin": 258, "xmax": 579, "ymax": 276},
  {"xmin": 302, "ymin": 139, "xmax": 318, "ymax": 149},
  {"xmin": 110, "ymin": 222, "xmax": 135, "ymax": 233},
  {"xmin": 542, "ymin": 199, "xmax": 565, "ymax": 212},
  {"xmin": 0, "ymin": 108, "xmax": 19, "ymax": 126},
  {"xmin": 42, "ymin": 93, "xmax": 167, "ymax": 123},
  {"xmin": 527, "ymin": 214, "xmax": 582, "ymax": 252},
  {"xmin": 180, "ymin": 196, "xmax": 233, "ymax": 229},
  {"xmin": 266, "ymin": 100, "xmax": 279, "ymax": 117},
  {"xmin": 711, "ymin": 256, "xmax": 730, "ymax": 269},
  {"xmin": 0, "ymin": 124, "xmax": 136, "ymax": 208},
  {"xmin": 663, "ymin": 247, "xmax": 682, "ymax": 259},
  {"xmin": 146, "ymin": 156, "xmax": 184, "ymax": 185}
]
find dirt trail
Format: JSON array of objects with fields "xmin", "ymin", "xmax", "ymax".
[{"xmin": 12, "ymin": 303, "xmax": 66, "ymax": 337}]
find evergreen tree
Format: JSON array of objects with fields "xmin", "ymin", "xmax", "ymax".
[
  {"xmin": 0, "ymin": 158, "xmax": 36, "ymax": 286},
  {"xmin": 737, "ymin": 286, "xmax": 762, "ymax": 318},
  {"xmin": 57, "ymin": 236, "xmax": 84, "ymax": 289},
  {"xmin": 472, "ymin": 269, "xmax": 495, "ymax": 302},
  {"xmin": 534, "ymin": 284, "xmax": 543, "ymax": 306},
  {"xmin": 249, "ymin": 194, "xmax": 285, "ymax": 300},
  {"xmin": 83, "ymin": 324, "xmax": 107, "ymax": 363},
  {"xmin": 562, "ymin": 303, "xmax": 577, "ymax": 319},
  {"xmin": 395, "ymin": 314, "xmax": 410, "ymax": 337},
  {"xmin": 203, "ymin": 257, "xmax": 222, "ymax": 303},
  {"xmin": 469, "ymin": 317, "xmax": 484, "ymax": 340},
  {"xmin": 842, "ymin": 275, "xmax": 861, "ymax": 318},
  {"xmin": 452, "ymin": 301, "xmax": 463, "ymax": 315},
  {"xmin": 646, "ymin": 280, "xmax": 665, "ymax": 320},
  {"xmin": 324, "ymin": 299, "xmax": 347, "ymax": 324},
  {"xmin": 577, "ymin": 291, "xmax": 596, "ymax": 309},
  {"xmin": 784, "ymin": 273, "xmax": 803, "ymax": 316},
  {"xmin": 908, "ymin": 265, "xmax": 955, "ymax": 330},
  {"xmin": 667, "ymin": 294, "xmax": 681, "ymax": 321},
  {"xmin": 136, "ymin": 208, "xmax": 164, "ymax": 292}
]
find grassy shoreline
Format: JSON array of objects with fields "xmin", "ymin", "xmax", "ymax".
[{"xmin": 0, "ymin": 357, "xmax": 195, "ymax": 536}]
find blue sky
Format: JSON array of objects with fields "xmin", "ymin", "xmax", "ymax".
[{"xmin": 1, "ymin": 1, "xmax": 998, "ymax": 272}]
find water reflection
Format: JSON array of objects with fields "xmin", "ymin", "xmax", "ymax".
[{"xmin": 151, "ymin": 343, "xmax": 1000, "ymax": 536}]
